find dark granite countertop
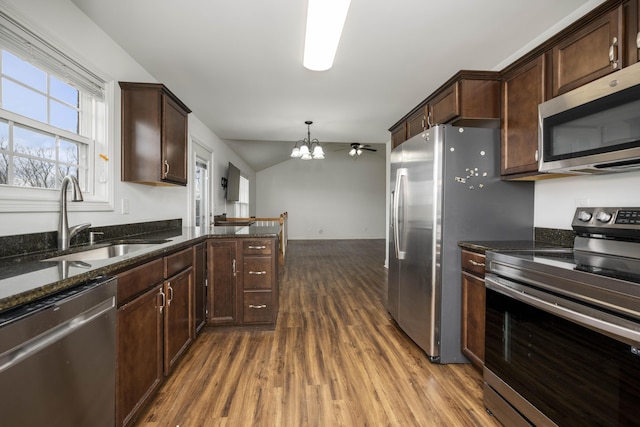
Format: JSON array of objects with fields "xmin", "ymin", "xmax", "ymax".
[
  {"xmin": 0, "ymin": 224, "xmax": 279, "ymax": 314},
  {"xmin": 458, "ymin": 240, "xmax": 570, "ymax": 253}
]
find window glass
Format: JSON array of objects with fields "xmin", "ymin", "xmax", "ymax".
[
  {"xmin": 1, "ymin": 50, "xmax": 46, "ymax": 92},
  {"xmin": 50, "ymin": 99, "xmax": 78, "ymax": 133},
  {"xmin": 50, "ymin": 75, "xmax": 78, "ymax": 106},
  {"xmin": 2, "ymin": 78, "xmax": 47, "ymax": 122},
  {"xmin": 13, "ymin": 157, "xmax": 56, "ymax": 188},
  {"xmin": 13, "ymin": 125, "xmax": 56, "ymax": 157},
  {"xmin": 0, "ymin": 119, "xmax": 7, "ymax": 184}
]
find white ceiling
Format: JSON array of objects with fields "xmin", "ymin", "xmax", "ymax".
[{"xmin": 70, "ymin": 0, "xmax": 602, "ymax": 171}]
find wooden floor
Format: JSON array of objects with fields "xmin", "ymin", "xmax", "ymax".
[{"xmin": 135, "ymin": 240, "xmax": 501, "ymax": 427}]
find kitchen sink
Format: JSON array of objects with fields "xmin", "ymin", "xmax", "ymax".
[{"xmin": 43, "ymin": 240, "xmax": 169, "ymax": 262}]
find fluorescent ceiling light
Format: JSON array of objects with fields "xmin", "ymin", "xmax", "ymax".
[{"xmin": 303, "ymin": 0, "xmax": 351, "ymax": 71}]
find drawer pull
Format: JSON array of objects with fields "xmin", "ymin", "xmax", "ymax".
[
  {"xmin": 249, "ymin": 270, "xmax": 267, "ymax": 275},
  {"xmin": 468, "ymin": 259, "xmax": 485, "ymax": 267},
  {"xmin": 249, "ymin": 304, "xmax": 267, "ymax": 309},
  {"xmin": 248, "ymin": 245, "xmax": 267, "ymax": 250}
]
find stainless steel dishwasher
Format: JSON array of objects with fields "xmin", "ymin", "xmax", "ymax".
[{"xmin": 0, "ymin": 276, "xmax": 116, "ymax": 426}]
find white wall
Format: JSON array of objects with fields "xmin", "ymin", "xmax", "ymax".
[
  {"xmin": 256, "ymin": 148, "xmax": 386, "ymax": 240},
  {"xmin": 534, "ymin": 170, "xmax": 640, "ymax": 230},
  {"xmin": 0, "ymin": 0, "xmax": 255, "ymax": 236}
]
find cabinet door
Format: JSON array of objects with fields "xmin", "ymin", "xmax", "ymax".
[
  {"xmin": 390, "ymin": 123, "xmax": 406, "ymax": 149},
  {"xmin": 625, "ymin": 0, "xmax": 640, "ymax": 65},
  {"xmin": 552, "ymin": 7, "xmax": 622, "ymax": 96},
  {"xmin": 461, "ymin": 272, "xmax": 485, "ymax": 370},
  {"xmin": 164, "ymin": 267, "xmax": 193, "ymax": 375},
  {"xmin": 207, "ymin": 240, "xmax": 239, "ymax": 324},
  {"xmin": 501, "ymin": 54, "xmax": 547, "ymax": 176},
  {"xmin": 406, "ymin": 106, "xmax": 428, "ymax": 139},
  {"xmin": 194, "ymin": 242, "xmax": 207, "ymax": 334},
  {"xmin": 431, "ymin": 82, "xmax": 458, "ymax": 125},
  {"xmin": 116, "ymin": 285, "xmax": 163, "ymax": 427},
  {"xmin": 161, "ymin": 94, "xmax": 189, "ymax": 185}
]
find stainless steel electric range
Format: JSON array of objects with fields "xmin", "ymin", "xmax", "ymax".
[{"xmin": 483, "ymin": 207, "xmax": 640, "ymax": 427}]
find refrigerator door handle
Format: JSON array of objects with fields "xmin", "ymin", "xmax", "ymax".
[{"xmin": 394, "ymin": 168, "xmax": 408, "ymax": 259}]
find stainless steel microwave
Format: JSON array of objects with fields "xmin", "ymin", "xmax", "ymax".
[{"xmin": 538, "ymin": 62, "xmax": 640, "ymax": 174}]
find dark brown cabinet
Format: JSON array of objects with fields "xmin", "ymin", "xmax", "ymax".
[
  {"xmin": 162, "ymin": 248, "xmax": 194, "ymax": 375},
  {"xmin": 120, "ymin": 82, "xmax": 191, "ymax": 186},
  {"xmin": 390, "ymin": 122, "xmax": 406, "ymax": 149},
  {"xmin": 116, "ymin": 259, "xmax": 164, "ymax": 427},
  {"xmin": 115, "ymin": 247, "xmax": 194, "ymax": 427},
  {"xmin": 207, "ymin": 237, "xmax": 279, "ymax": 326},
  {"xmin": 406, "ymin": 106, "xmax": 428, "ymax": 140},
  {"xmin": 461, "ymin": 249, "xmax": 486, "ymax": 370},
  {"xmin": 625, "ymin": 0, "xmax": 640, "ymax": 65},
  {"xmin": 242, "ymin": 239, "xmax": 279, "ymax": 325},
  {"xmin": 207, "ymin": 239, "xmax": 239, "ymax": 325},
  {"xmin": 430, "ymin": 72, "xmax": 501, "ymax": 127},
  {"xmin": 501, "ymin": 54, "xmax": 548, "ymax": 177},
  {"xmin": 193, "ymin": 242, "xmax": 207, "ymax": 334},
  {"xmin": 551, "ymin": 7, "xmax": 623, "ymax": 97}
]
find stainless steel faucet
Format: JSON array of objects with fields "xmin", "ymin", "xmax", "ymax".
[{"xmin": 58, "ymin": 175, "xmax": 91, "ymax": 250}]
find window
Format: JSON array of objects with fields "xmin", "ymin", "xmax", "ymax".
[
  {"xmin": 0, "ymin": 10, "xmax": 111, "ymax": 211},
  {"xmin": 235, "ymin": 175, "xmax": 249, "ymax": 217}
]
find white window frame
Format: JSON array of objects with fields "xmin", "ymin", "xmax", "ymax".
[
  {"xmin": 235, "ymin": 175, "xmax": 249, "ymax": 217},
  {"xmin": 0, "ymin": 8, "xmax": 114, "ymax": 213}
]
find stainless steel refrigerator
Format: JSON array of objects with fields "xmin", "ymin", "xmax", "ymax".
[{"xmin": 388, "ymin": 125, "xmax": 534, "ymax": 363}]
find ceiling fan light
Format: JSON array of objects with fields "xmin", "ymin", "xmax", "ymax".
[
  {"xmin": 303, "ymin": 0, "xmax": 351, "ymax": 71},
  {"xmin": 357, "ymin": 148, "xmax": 362, "ymax": 156},
  {"xmin": 349, "ymin": 148, "xmax": 356, "ymax": 156}
]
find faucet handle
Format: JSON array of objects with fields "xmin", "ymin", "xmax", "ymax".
[{"xmin": 89, "ymin": 231, "xmax": 104, "ymax": 245}]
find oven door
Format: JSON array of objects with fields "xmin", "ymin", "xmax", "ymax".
[{"xmin": 484, "ymin": 273, "xmax": 640, "ymax": 427}]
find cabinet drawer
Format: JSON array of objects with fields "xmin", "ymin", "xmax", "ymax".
[
  {"xmin": 461, "ymin": 250, "xmax": 486, "ymax": 276},
  {"xmin": 165, "ymin": 247, "xmax": 193, "ymax": 277},
  {"xmin": 243, "ymin": 292, "xmax": 273, "ymax": 324},
  {"xmin": 243, "ymin": 239, "xmax": 272, "ymax": 255},
  {"xmin": 117, "ymin": 258, "xmax": 164, "ymax": 306},
  {"xmin": 243, "ymin": 257, "xmax": 273, "ymax": 290}
]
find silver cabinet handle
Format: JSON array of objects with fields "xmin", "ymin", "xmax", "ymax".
[
  {"xmin": 167, "ymin": 284, "xmax": 174, "ymax": 306},
  {"xmin": 158, "ymin": 289, "xmax": 166, "ymax": 313},
  {"xmin": 232, "ymin": 259, "xmax": 237, "ymax": 277},
  {"xmin": 249, "ymin": 304, "xmax": 267, "ymax": 309},
  {"xmin": 534, "ymin": 149, "xmax": 539, "ymax": 162},
  {"xmin": 468, "ymin": 259, "xmax": 485, "ymax": 267},
  {"xmin": 163, "ymin": 160, "xmax": 170, "ymax": 177},
  {"xmin": 249, "ymin": 270, "xmax": 267, "ymax": 275},
  {"xmin": 609, "ymin": 36, "xmax": 618, "ymax": 69},
  {"xmin": 248, "ymin": 245, "xmax": 266, "ymax": 249},
  {"xmin": 637, "ymin": 31, "xmax": 640, "ymax": 49}
]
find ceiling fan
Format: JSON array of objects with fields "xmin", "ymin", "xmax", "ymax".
[{"xmin": 348, "ymin": 143, "xmax": 377, "ymax": 157}]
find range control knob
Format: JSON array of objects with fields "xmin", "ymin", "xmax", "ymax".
[
  {"xmin": 577, "ymin": 211, "xmax": 592, "ymax": 222},
  {"xmin": 596, "ymin": 211, "xmax": 613, "ymax": 223}
]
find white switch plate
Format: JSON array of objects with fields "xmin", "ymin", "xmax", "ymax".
[{"xmin": 121, "ymin": 198, "xmax": 129, "ymax": 214}]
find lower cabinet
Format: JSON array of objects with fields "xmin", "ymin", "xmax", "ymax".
[
  {"xmin": 460, "ymin": 249, "xmax": 486, "ymax": 370},
  {"xmin": 115, "ymin": 246, "xmax": 194, "ymax": 427},
  {"xmin": 207, "ymin": 236, "xmax": 279, "ymax": 326}
]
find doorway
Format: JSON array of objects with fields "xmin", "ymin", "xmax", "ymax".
[{"xmin": 192, "ymin": 140, "xmax": 213, "ymax": 233}]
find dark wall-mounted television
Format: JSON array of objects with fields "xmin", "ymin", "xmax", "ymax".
[{"xmin": 225, "ymin": 162, "xmax": 241, "ymax": 201}]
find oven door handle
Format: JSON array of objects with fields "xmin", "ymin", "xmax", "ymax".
[{"xmin": 486, "ymin": 274, "xmax": 640, "ymax": 346}]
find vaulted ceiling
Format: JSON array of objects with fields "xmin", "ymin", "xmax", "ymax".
[{"xmin": 70, "ymin": 0, "xmax": 602, "ymax": 170}]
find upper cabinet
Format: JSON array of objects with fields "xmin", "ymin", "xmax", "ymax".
[
  {"xmin": 120, "ymin": 82, "xmax": 191, "ymax": 186},
  {"xmin": 429, "ymin": 72, "xmax": 501, "ymax": 128},
  {"xmin": 389, "ymin": 71, "xmax": 500, "ymax": 148},
  {"xmin": 551, "ymin": 6, "xmax": 623, "ymax": 97},
  {"xmin": 501, "ymin": 54, "xmax": 549, "ymax": 177},
  {"xmin": 624, "ymin": 0, "xmax": 640, "ymax": 65}
]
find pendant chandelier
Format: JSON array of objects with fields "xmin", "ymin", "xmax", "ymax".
[{"xmin": 290, "ymin": 121, "xmax": 325, "ymax": 160}]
